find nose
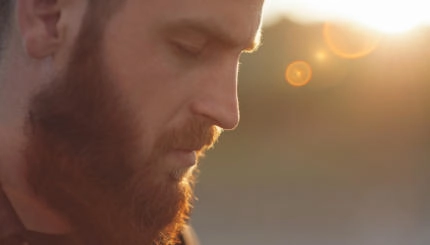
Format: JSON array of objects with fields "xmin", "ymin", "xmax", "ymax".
[{"xmin": 191, "ymin": 63, "xmax": 240, "ymax": 130}]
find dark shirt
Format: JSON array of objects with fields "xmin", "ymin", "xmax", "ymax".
[{"xmin": 0, "ymin": 189, "xmax": 199, "ymax": 245}]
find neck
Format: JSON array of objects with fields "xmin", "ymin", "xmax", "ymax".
[
  {"xmin": 0, "ymin": 29, "xmax": 70, "ymax": 236},
  {"xmin": 2, "ymin": 184, "xmax": 72, "ymax": 234},
  {"xmin": 0, "ymin": 127, "xmax": 71, "ymax": 234}
]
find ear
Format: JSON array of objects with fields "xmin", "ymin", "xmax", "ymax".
[{"xmin": 17, "ymin": 0, "xmax": 63, "ymax": 59}]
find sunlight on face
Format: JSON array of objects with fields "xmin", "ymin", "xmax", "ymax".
[{"xmin": 264, "ymin": 0, "xmax": 430, "ymax": 34}]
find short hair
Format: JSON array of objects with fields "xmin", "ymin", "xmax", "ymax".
[{"xmin": 0, "ymin": 0, "xmax": 13, "ymax": 57}]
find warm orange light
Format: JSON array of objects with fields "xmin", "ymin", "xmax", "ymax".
[
  {"xmin": 264, "ymin": 1, "xmax": 430, "ymax": 34},
  {"xmin": 323, "ymin": 22, "xmax": 381, "ymax": 59},
  {"xmin": 285, "ymin": 61, "xmax": 312, "ymax": 87},
  {"xmin": 315, "ymin": 50, "xmax": 328, "ymax": 62}
]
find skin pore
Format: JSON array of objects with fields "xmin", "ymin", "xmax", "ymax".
[{"xmin": 0, "ymin": 0, "xmax": 264, "ymax": 244}]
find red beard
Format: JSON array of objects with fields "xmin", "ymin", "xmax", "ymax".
[{"xmin": 23, "ymin": 7, "xmax": 220, "ymax": 245}]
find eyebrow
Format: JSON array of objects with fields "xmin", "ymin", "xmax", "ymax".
[{"xmin": 164, "ymin": 19, "xmax": 262, "ymax": 53}]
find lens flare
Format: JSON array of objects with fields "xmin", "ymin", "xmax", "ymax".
[
  {"xmin": 285, "ymin": 61, "xmax": 313, "ymax": 87},
  {"xmin": 323, "ymin": 22, "xmax": 381, "ymax": 59},
  {"xmin": 315, "ymin": 50, "xmax": 328, "ymax": 62}
]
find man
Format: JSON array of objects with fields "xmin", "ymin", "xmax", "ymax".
[{"xmin": 0, "ymin": 0, "xmax": 263, "ymax": 244}]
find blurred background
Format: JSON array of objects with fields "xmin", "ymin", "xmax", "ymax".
[{"xmin": 191, "ymin": 1, "xmax": 430, "ymax": 245}]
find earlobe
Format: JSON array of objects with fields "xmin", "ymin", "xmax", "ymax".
[{"xmin": 17, "ymin": 0, "xmax": 62, "ymax": 59}]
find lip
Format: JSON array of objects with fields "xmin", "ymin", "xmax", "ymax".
[
  {"xmin": 168, "ymin": 150, "xmax": 196, "ymax": 181},
  {"xmin": 173, "ymin": 150, "xmax": 197, "ymax": 168}
]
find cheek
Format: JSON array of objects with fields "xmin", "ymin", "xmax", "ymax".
[{"xmin": 101, "ymin": 36, "xmax": 196, "ymax": 155}]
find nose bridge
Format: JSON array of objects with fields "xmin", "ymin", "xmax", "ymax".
[{"xmin": 192, "ymin": 61, "xmax": 240, "ymax": 130}]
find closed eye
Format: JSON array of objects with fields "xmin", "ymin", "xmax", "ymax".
[{"xmin": 172, "ymin": 40, "xmax": 205, "ymax": 57}]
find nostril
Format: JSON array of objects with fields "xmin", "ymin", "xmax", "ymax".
[{"xmin": 191, "ymin": 95, "xmax": 240, "ymax": 130}]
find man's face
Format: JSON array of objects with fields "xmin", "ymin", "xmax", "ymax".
[
  {"xmin": 25, "ymin": 0, "xmax": 263, "ymax": 244},
  {"xmin": 102, "ymin": 0, "xmax": 263, "ymax": 170}
]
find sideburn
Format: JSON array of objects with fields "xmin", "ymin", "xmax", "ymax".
[{"xmin": 24, "ymin": 5, "xmax": 192, "ymax": 245}]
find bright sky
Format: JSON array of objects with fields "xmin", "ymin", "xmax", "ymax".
[{"xmin": 263, "ymin": 0, "xmax": 430, "ymax": 33}]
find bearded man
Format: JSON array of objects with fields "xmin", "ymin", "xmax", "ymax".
[{"xmin": 0, "ymin": 0, "xmax": 264, "ymax": 244}]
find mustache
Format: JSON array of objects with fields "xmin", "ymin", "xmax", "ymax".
[{"xmin": 159, "ymin": 120, "xmax": 223, "ymax": 154}]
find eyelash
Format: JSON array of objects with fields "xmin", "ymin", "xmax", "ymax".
[{"xmin": 172, "ymin": 41, "xmax": 205, "ymax": 58}]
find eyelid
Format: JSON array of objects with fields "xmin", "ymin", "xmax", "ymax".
[
  {"xmin": 173, "ymin": 39, "xmax": 205, "ymax": 55},
  {"xmin": 170, "ymin": 31, "xmax": 208, "ymax": 54}
]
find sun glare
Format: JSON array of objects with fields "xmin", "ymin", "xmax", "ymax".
[
  {"xmin": 285, "ymin": 61, "xmax": 312, "ymax": 87},
  {"xmin": 344, "ymin": 1, "xmax": 427, "ymax": 34},
  {"xmin": 315, "ymin": 50, "xmax": 328, "ymax": 62},
  {"xmin": 323, "ymin": 22, "xmax": 381, "ymax": 59},
  {"xmin": 265, "ymin": 0, "xmax": 430, "ymax": 34}
]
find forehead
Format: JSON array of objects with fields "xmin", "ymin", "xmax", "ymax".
[
  {"xmin": 122, "ymin": 0, "xmax": 264, "ymax": 46},
  {"xmin": 156, "ymin": 0, "xmax": 264, "ymax": 24}
]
